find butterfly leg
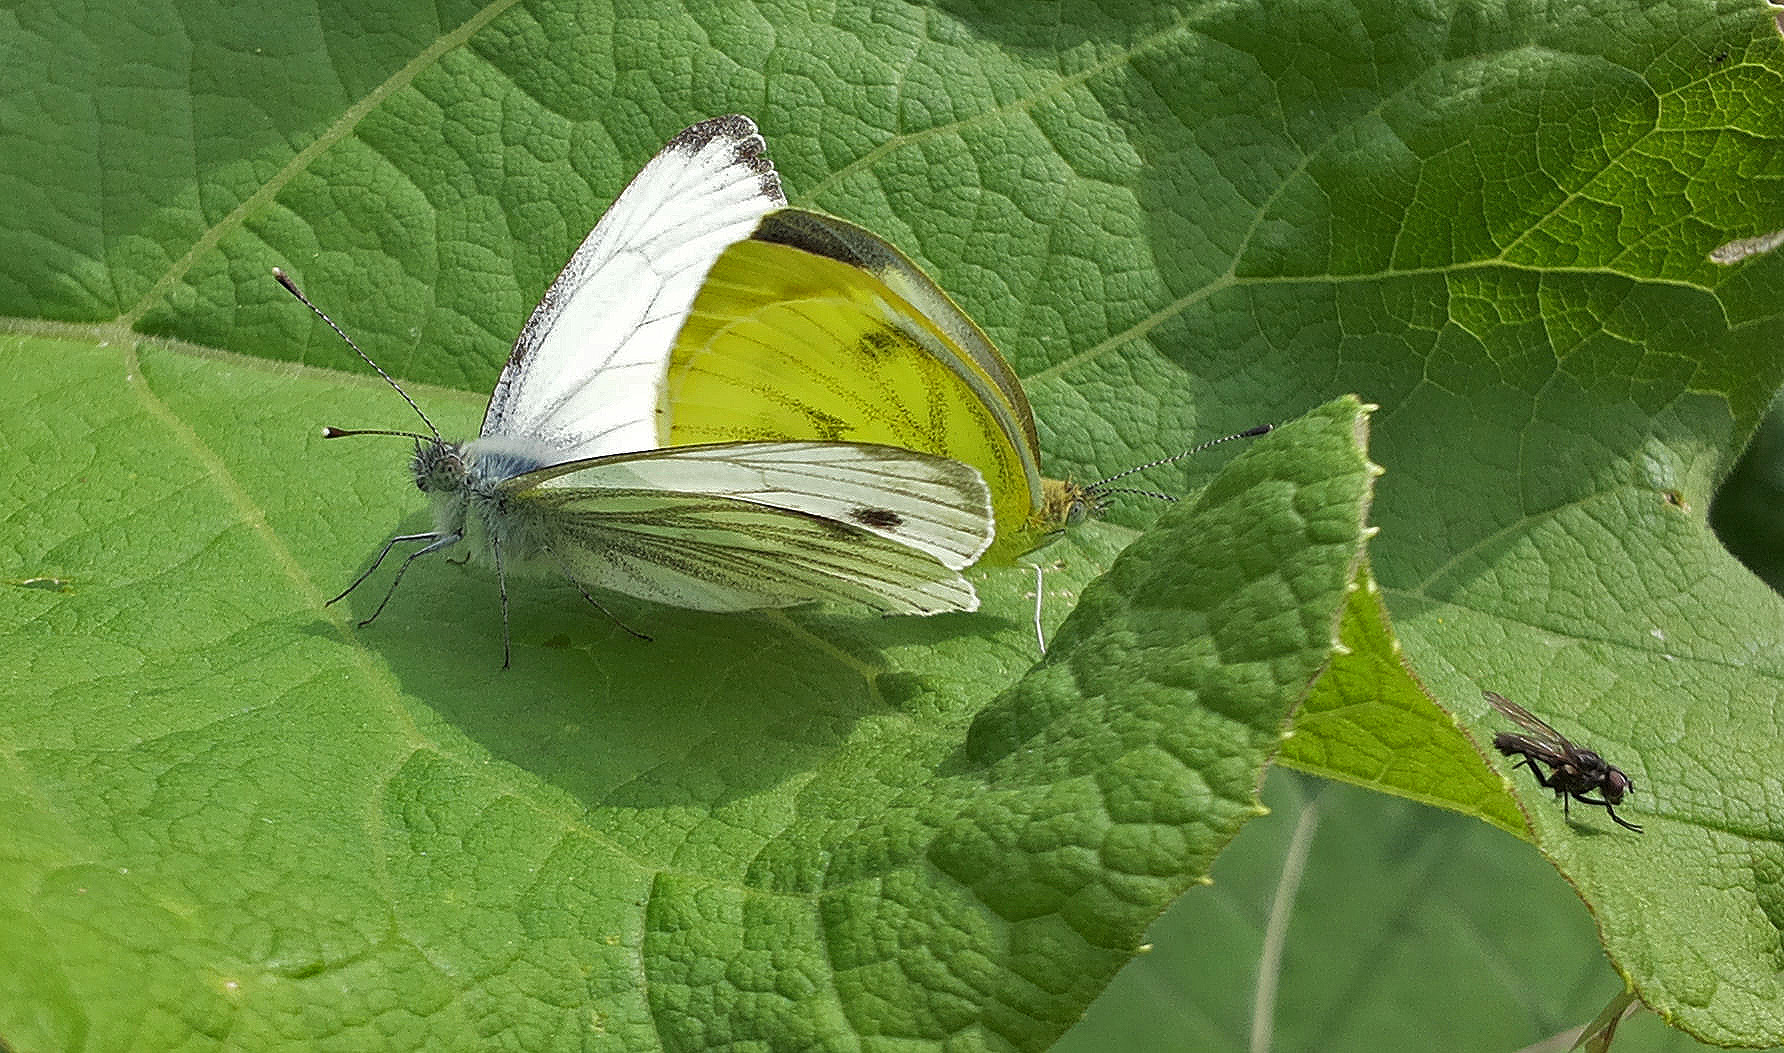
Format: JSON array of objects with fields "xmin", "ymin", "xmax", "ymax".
[
  {"xmin": 546, "ymin": 549, "xmax": 651, "ymax": 642},
  {"xmin": 355, "ymin": 532, "xmax": 461, "ymax": 628},
  {"xmin": 493, "ymin": 535, "xmax": 512, "ymax": 669},
  {"xmin": 328, "ymin": 532, "xmax": 441, "ymax": 606}
]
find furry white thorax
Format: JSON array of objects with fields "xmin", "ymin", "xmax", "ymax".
[{"xmin": 410, "ymin": 435, "xmax": 568, "ymax": 570}]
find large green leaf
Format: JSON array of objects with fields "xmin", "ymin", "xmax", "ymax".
[
  {"xmin": 1061, "ymin": 772, "xmax": 1767, "ymax": 1052},
  {"xmin": 0, "ymin": 335, "xmax": 1367, "ymax": 1050},
  {"xmin": 2, "ymin": 0, "xmax": 1781, "ymax": 1048},
  {"xmin": 1714, "ymin": 393, "xmax": 1784, "ymax": 592}
]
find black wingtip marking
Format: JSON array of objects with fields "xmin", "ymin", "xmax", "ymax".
[{"xmin": 669, "ymin": 114, "xmax": 786, "ymax": 205}]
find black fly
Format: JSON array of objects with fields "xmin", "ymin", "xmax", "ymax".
[{"xmin": 1484, "ymin": 690, "xmax": 1643, "ymax": 833}]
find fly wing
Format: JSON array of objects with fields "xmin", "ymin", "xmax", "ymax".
[
  {"xmin": 480, "ymin": 115, "xmax": 786, "ymax": 459},
  {"xmin": 1483, "ymin": 690, "xmax": 1573, "ymax": 754},
  {"xmin": 514, "ymin": 440, "xmax": 994, "ymax": 571}
]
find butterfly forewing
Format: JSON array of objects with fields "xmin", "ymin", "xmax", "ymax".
[
  {"xmin": 753, "ymin": 209, "xmax": 1041, "ymax": 458},
  {"xmin": 481, "ymin": 114, "xmax": 787, "ymax": 460},
  {"xmin": 664, "ymin": 209, "xmax": 1045, "ymax": 540}
]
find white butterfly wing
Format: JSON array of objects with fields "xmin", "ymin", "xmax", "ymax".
[
  {"xmin": 517, "ymin": 490, "xmax": 981, "ymax": 615},
  {"xmin": 502, "ymin": 442, "xmax": 994, "ymax": 614},
  {"xmin": 480, "ymin": 115, "xmax": 787, "ymax": 459},
  {"xmin": 527, "ymin": 441, "xmax": 993, "ymax": 570}
]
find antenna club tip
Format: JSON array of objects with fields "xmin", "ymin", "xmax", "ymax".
[
  {"xmin": 1243, "ymin": 423, "xmax": 1274, "ymax": 438},
  {"xmin": 272, "ymin": 276, "xmax": 440, "ymax": 442},
  {"xmin": 271, "ymin": 266, "xmax": 287, "ymax": 279}
]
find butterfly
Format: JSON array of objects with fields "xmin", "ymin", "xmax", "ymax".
[
  {"xmin": 657, "ymin": 205, "xmax": 1268, "ymax": 647},
  {"xmin": 281, "ymin": 115, "xmax": 994, "ymax": 665}
]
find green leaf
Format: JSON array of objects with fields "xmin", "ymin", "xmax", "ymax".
[
  {"xmin": 0, "ymin": 324, "xmax": 1367, "ymax": 1049},
  {"xmin": 1282, "ymin": 564, "xmax": 1529, "ymax": 837},
  {"xmin": 1713, "ymin": 393, "xmax": 1784, "ymax": 593},
  {"xmin": 3, "ymin": 0, "xmax": 1782, "ymax": 1048},
  {"xmin": 1060, "ymin": 773, "xmax": 1758, "ymax": 1052}
]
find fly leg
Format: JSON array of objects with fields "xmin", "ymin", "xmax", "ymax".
[
  {"xmin": 1572, "ymin": 793, "xmax": 1644, "ymax": 833},
  {"xmin": 1510, "ymin": 755, "xmax": 1562, "ymax": 798}
]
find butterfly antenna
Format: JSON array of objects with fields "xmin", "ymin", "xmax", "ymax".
[
  {"xmin": 272, "ymin": 267, "xmax": 442, "ymax": 443},
  {"xmin": 1085, "ymin": 423, "xmax": 1273, "ymax": 494},
  {"xmin": 319, "ymin": 426, "xmax": 436, "ymax": 442},
  {"xmin": 1092, "ymin": 486, "xmax": 1179, "ymax": 503}
]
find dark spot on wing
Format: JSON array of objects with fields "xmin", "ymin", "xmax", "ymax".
[
  {"xmin": 858, "ymin": 325, "xmax": 917, "ymax": 359},
  {"xmin": 851, "ymin": 507, "xmax": 903, "ymax": 529}
]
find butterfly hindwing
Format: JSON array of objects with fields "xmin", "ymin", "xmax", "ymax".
[
  {"xmin": 521, "ymin": 440, "xmax": 993, "ymax": 570},
  {"xmin": 501, "ymin": 441, "xmax": 993, "ymax": 614}
]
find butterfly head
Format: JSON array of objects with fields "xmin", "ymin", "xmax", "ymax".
[
  {"xmin": 1039, "ymin": 479, "xmax": 1108, "ymax": 529},
  {"xmin": 411, "ymin": 439, "xmax": 468, "ymax": 494},
  {"xmin": 1036, "ymin": 425, "xmax": 1275, "ymax": 532}
]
